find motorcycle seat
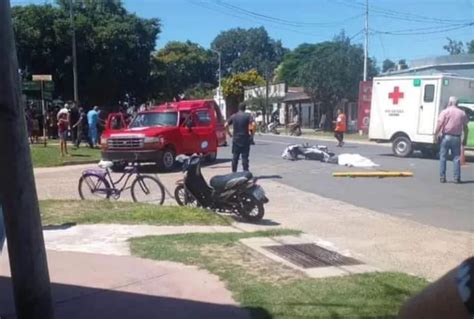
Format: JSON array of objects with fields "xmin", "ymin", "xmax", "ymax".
[{"xmin": 210, "ymin": 171, "xmax": 253, "ymax": 190}]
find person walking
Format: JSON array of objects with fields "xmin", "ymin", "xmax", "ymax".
[
  {"xmin": 435, "ymin": 96, "xmax": 469, "ymax": 184},
  {"xmin": 334, "ymin": 108, "xmax": 347, "ymax": 147},
  {"xmin": 73, "ymin": 107, "xmax": 90, "ymax": 148},
  {"xmin": 225, "ymin": 102, "xmax": 254, "ymax": 172},
  {"xmin": 87, "ymin": 106, "xmax": 99, "ymax": 148}
]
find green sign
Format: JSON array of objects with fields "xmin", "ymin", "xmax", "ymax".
[
  {"xmin": 22, "ymin": 81, "xmax": 54, "ymax": 92},
  {"xmin": 443, "ymin": 79, "xmax": 449, "ymax": 86},
  {"xmin": 413, "ymin": 79, "xmax": 421, "ymax": 87}
]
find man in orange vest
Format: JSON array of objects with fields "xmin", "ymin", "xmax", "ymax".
[{"xmin": 334, "ymin": 108, "xmax": 347, "ymax": 147}]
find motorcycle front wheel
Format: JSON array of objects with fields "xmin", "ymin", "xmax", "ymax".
[
  {"xmin": 174, "ymin": 185, "xmax": 198, "ymax": 207},
  {"xmin": 239, "ymin": 194, "xmax": 264, "ymax": 222}
]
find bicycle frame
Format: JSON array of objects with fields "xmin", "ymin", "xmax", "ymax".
[{"xmin": 104, "ymin": 166, "xmax": 141, "ymax": 197}]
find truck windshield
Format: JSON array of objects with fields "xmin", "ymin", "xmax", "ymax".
[{"xmin": 129, "ymin": 112, "xmax": 178, "ymax": 128}]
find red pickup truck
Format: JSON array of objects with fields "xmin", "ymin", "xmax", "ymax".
[{"xmin": 101, "ymin": 100, "xmax": 227, "ymax": 171}]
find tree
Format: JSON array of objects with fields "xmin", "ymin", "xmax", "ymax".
[
  {"xmin": 398, "ymin": 59, "xmax": 409, "ymax": 70},
  {"xmin": 467, "ymin": 40, "xmax": 474, "ymax": 54},
  {"xmin": 211, "ymin": 27, "xmax": 288, "ymax": 77},
  {"xmin": 12, "ymin": 1, "xmax": 160, "ymax": 106},
  {"xmin": 222, "ymin": 69, "xmax": 264, "ymax": 115},
  {"xmin": 151, "ymin": 41, "xmax": 217, "ymax": 101},
  {"xmin": 443, "ymin": 37, "xmax": 465, "ymax": 55},
  {"xmin": 276, "ymin": 43, "xmax": 318, "ymax": 85},
  {"xmin": 183, "ymin": 83, "xmax": 215, "ymax": 100},
  {"xmin": 382, "ymin": 59, "xmax": 396, "ymax": 73},
  {"xmin": 295, "ymin": 33, "xmax": 378, "ymax": 115}
]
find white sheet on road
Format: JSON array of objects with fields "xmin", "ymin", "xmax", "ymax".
[{"xmin": 338, "ymin": 153, "xmax": 379, "ymax": 168}]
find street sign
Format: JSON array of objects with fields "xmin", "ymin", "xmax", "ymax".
[
  {"xmin": 32, "ymin": 74, "xmax": 52, "ymax": 82},
  {"xmin": 22, "ymin": 81, "xmax": 54, "ymax": 92}
]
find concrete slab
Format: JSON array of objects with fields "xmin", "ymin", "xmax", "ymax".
[
  {"xmin": 0, "ymin": 250, "xmax": 252, "ymax": 319},
  {"xmin": 240, "ymin": 235, "xmax": 378, "ymax": 278}
]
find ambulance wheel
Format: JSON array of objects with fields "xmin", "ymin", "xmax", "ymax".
[{"xmin": 392, "ymin": 136, "xmax": 413, "ymax": 157}]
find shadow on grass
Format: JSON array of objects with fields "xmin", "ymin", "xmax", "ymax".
[{"xmin": 0, "ymin": 276, "xmax": 262, "ymax": 319}]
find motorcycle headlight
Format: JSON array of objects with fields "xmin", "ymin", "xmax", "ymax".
[{"xmin": 144, "ymin": 136, "xmax": 164, "ymax": 144}]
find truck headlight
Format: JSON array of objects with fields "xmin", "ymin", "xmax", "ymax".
[
  {"xmin": 144, "ymin": 136, "xmax": 164, "ymax": 144},
  {"xmin": 101, "ymin": 137, "xmax": 108, "ymax": 145}
]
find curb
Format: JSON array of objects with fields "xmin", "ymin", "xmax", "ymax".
[
  {"xmin": 259, "ymin": 133, "xmax": 389, "ymax": 147},
  {"xmin": 61, "ymin": 160, "xmax": 98, "ymax": 166}
]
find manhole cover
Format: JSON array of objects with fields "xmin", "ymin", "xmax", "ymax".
[{"xmin": 264, "ymin": 243, "xmax": 362, "ymax": 269}]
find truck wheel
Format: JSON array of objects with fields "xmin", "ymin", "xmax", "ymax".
[
  {"xmin": 392, "ymin": 136, "xmax": 413, "ymax": 157},
  {"xmin": 158, "ymin": 148, "xmax": 175, "ymax": 171},
  {"xmin": 205, "ymin": 152, "xmax": 217, "ymax": 163}
]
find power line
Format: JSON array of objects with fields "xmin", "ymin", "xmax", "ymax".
[
  {"xmin": 371, "ymin": 23, "xmax": 473, "ymax": 36},
  {"xmin": 210, "ymin": 0, "xmax": 364, "ymax": 28}
]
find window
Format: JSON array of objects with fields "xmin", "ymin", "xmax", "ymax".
[
  {"xmin": 195, "ymin": 110, "xmax": 211, "ymax": 127},
  {"xmin": 423, "ymin": 84, "xmax": 435, "ymax": 102},
  {"xmin": 129, "ymin": 112, "xmax": 178, "ymax": 128}
]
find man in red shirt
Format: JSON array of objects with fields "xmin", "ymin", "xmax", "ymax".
[
  {"xmin": 334, "ymin": 108, "xmax": 347, "ymax": 147},
  {"xmin": 435, "ymin": 96, "xmax": 469, "ymax": 184}
]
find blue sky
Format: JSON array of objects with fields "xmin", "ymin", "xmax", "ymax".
[{"xmin": 10, "ymin": 0, "xmax": 474, "ymax": 66}]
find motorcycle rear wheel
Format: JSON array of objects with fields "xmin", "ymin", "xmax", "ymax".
[{"xmin": 239, "ymin": 194, "xmax": 264, "ymax": 222}]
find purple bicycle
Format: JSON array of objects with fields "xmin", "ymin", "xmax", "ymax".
[{"xmin": 78, "ymin": 161, "xmax": 165, "ymax": 205}]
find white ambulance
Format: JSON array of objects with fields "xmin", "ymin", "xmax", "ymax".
[{"xmin": 369, "ymin": 75, "xmax": 474, "ymax": 157}]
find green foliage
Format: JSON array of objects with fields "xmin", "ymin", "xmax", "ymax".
[
  {"xmin": 398, "ymin": 59, "xmax": 409, "ymax": 70},
  {"xmin": 222, "ymin": 70, "xmax": 264, "ymax": 111},
  {"xmin": 466, "ymin": 40, "xmax": 474, "ymax": 54},
  {"xmin": 443, "ymin": 37, "xmax": 465, "ymax": 55},
  {"xmin": 183, "ymin": 83, "xmax": 216, "ymax": 100},
  {"xmin": 40, "ymin": 200, "xmax": 232, "ymax": 226},
  {"xmin": 382, "ymin": 59, "xmax": 396, "ymax": 73},
  {"xmin": 300, "ymin": 35, "xmax": 378, "ymax": 111},
  {"xmin": 13, "ymin": 1, "xmax": 160, "ymax": 106},
  {"xmin": 151, "ymin": 41, "xmax": 217, "ymax": 101},
  {"xmin": 211, "ymin": 27, "xmax": 288, "ymax": 77},
  {"xmin": 277, "ymin": 32, "xmax": 378, "ymax": 114}
]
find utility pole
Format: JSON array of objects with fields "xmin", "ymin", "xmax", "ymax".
[
  {"xmin": 363, "ymin": 0, "xmax": 369, "ymax": 81},
  {"xmin": 211, "ymin": 49, "xmax": 222, "ymax": 113},
  {"xmin": 69, "ymin": 0, "xmax": 79, "ymax": 104},
  {"xmin": 0, "ymin": 1, "xmax": 54, "ymax": 318}
]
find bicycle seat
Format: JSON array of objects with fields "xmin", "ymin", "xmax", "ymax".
[
  {"xmin": 98, "ymin": 160, "xmax": 114, "ymax": 169},
  {"xmin": 210, "ymin": 171, "xmax": 253, "ymax": 190}
]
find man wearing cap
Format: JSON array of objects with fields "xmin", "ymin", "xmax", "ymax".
[{"xmin": 435, "ymin": 96, "xmax": 469, "ymax": 184}]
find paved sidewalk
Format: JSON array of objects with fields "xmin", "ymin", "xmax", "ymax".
[
  {"xmin": 44, "ymin": 224, "xmax": 268, "ymax": 255},
  {"xmin": 0, "ymin": 250, "xmax": 251, "ymax": 319}
]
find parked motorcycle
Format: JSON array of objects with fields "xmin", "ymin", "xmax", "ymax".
[
  {"xmin": 267, "ymin": 120, "xmax": 280, "ymax": 135},
  {"xmin": 174, "ymin": 155, "xmax": 268, "ymax": 222}
]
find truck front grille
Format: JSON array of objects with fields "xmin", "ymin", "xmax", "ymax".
[{"xmin": 108, "ymin": 137, "xmax": 144, "ymax": 150}]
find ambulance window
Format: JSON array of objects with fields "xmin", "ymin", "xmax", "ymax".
[
  {"xmin": 195, "ymin": 110, "xmax": 211, "ymax": 127},
  {"xmin": 423, "ymin": 85, "xmax": 435, "ymax": 102}
]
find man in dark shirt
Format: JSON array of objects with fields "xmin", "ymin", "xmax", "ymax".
[
  {"xmin": 225, "ymin": 102, "xmax": 254, "ymax": 172},
  {"xmin": 69, "ymin": 103, "xmax": 80, "ymax": 144}
]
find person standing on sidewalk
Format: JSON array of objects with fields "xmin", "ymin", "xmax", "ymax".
[
  {"xmin": 435, "ymin": 96, "xmax": 469, "ymax": 184},
  {"xmin": 333, "ymin": 108, "xmax": 347, "ymax": 147},
  {"xmin": 225, "ymin": 102, "xmax": 253, "ymax": 172},
  {"xmin": 69, "ymin": 103, "xmax": 80, "ymax": 145}
]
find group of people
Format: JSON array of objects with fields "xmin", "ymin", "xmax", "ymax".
[{"xmin": 55, "ymin": 104, "xmax": 103, "ymax": 156}]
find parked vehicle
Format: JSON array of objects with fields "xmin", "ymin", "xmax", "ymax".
[
  {"xmin": 459, "ymin": 102, "xmax": 474, "ymax": 149},
  {"xmin": 174, "ymin": 155, "xmax": 268, "ymax": 222},
  {"xmin": 369, "ymin": 75, "xmax": 474, "ymax": 157},
  {"xmin": 101, "ymin": 100, "xmax": 227, "ymax": 171},
  {"xmin": 267, "ymin": 120, "xmax": 280, "ymax": 135}
]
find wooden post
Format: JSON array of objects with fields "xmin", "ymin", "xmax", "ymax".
[{"xmin": 0, "ymin": 1, "xmax": 55, "ymax": 318}]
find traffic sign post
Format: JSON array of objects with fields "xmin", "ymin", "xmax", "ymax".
[{"xmin": 32, "ymin": 75, "xmax": 52, "ymax": 147}]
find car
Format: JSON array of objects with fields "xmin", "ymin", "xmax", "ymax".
[{"xmin": 100, "ymin": 99, "xmax": 227, "ymax": 171}]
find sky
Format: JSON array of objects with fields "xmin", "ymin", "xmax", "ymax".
[{"xmin": 10, "ymin": 0, "xmax": 474, "ymax": 67}]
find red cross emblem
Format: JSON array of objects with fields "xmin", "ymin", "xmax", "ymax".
[{"xmin": 388, "ymin": 86, "xmax": 404, "ymax": 105}]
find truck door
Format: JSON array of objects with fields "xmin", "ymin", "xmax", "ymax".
[
  {"xmin": 191, "ymin": 108, "xmax": 215, "ymax": 153},
  {"xmin": 105, "ymin": 113, "xmax": 126, "ymax": 131},
  {"xmin": 417, "ymin": 81, "xmax": 438, "ymax": 135}
]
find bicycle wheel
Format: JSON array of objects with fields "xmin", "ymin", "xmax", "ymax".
[
  {"xmin": 78, "ymin": 174, "xmax": 111, "ymax": 200},
  {"xmin": 131, "ymin": 175, "xmax": 165, "ymax": 205}
]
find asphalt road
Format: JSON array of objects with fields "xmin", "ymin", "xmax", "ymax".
[{"xmin": 217, "ymin": 134, "xmax": 474, "ymax": 232}]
